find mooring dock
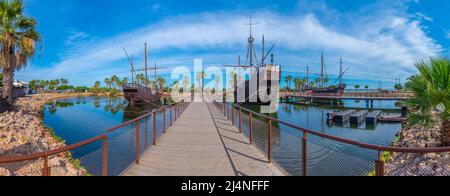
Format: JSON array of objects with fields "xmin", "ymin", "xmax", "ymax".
[{"xmin": 123, "ymin": 101, "xmax": 286, "ymax": 176}]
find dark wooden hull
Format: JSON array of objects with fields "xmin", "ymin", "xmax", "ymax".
[{"xmin": 123, "ymin": 84, "xmax": 162, "ymax": 105}]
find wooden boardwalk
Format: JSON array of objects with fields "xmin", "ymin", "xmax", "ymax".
[{"xmin": 123, "ymin": 101, "xmax": 286, "ymax": 176}]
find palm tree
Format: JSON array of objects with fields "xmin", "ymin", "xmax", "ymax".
[
  {"xmin": 122, "ymin": 77, "xmax": 128, "ymax": 87},
  {"xmin": 196, "ymin": 71, "xmax": 207, "ymax": 93},
  {"xmin": 183, "ymin": 76, "xmax": 190, "ymax": 93},
  {"xmin": 156, "ymin": 77, "xmax": 166, "ymax": 92},
  {"xmin": 94, "ymin": 81, "xmax": 101, "ymax": 88},
  {"xmin": 104, "ymin": 78, "xmax": 111, "ymax": 89},
  {"xmin": 0, "ymin": 0, "xmax": 42, "ymax": 103},
  {"xmin": 60, "ymin": 78, "xmax": 69, "ymax": 85},
  {"xmin": 354, "ymin": 85, "xmax": 361, "ymax": 91},
  {"xmin": 111, "ymin": 75, "xmax": 119, "ymax": 89},
  {"xmin": 215, "ymin": 75, "xmax": 221, "ymax": 94},
  {"xmin": 309, "ymin": 81, "xmax": 315, "ymax": 88},
  {"xmin": 294, "ymin": 77, "xmax": 302, "ymax": 92},
  {"xmin": 405, "ymin": 57, "xmax": 449, "ymax": 144},
  {"xmin": 285, "ymin": 75, "xmax": 293, "ymax": 91}
]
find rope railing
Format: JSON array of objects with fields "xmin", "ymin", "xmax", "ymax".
[
  {"xmin": 0, "ymin": 100, "xmax": 190, "ymax": 176},
  {"xmin": 213, "ymin": 101, "xmax": 450, "ymax": 176}
]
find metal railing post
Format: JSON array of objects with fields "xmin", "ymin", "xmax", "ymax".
[
  {"xmin": 102, "ymin": 135, "xmax": 108, "ymax": 176},
  {"xmin": 302, "ymin": 131, "xmax": 307, "ymax": 176},
  {"xmin": 153, "ymin": 111, "xmax": 157, "ymax": 145},
  {"xmin": 375, "ymin": 149, "xmax": 385, "ymax": 176},
  {"xmin": 239, "ymin": 108, "xmax": 242, "ymax": 133},
  {"xmin": 249, "ymin": 112, "xmax": 253, "ymax": 145},
  {"xmin": 223, "ymin": 103, "xmax": 226, "ymax": 116},
  {"xmin": 232, "ymin": 105, "xmax": 235, "ymax": 126},
  {"xmin": 174, "ymin": 104, "xmax": 178, "ymax": 121},
  {"xmin": 136, "ymin": 119, "xmax": 140, "ymax": 165},
  {"xmin": 42, "ymin": 154, "xmax": 50, "ymax": 176},
  {"xmin": 170, "ymin": 106, "xmax": 173, "ymax": 126},
  {"xmin": 163, "ymin": 109, "xmax": 166, "ymax": 134},
  {"xmin": 268, "ymin": 119, "xmax": 272, "ymax": 163}
]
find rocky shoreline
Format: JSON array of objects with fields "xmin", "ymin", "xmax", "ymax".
[
  {"xmin": 385, "ymin": 122, "xmax": 450, "ymax": 176},
  {"xmin": 0, "ymin": 93, "xmax": 93, "ymax": 176}
]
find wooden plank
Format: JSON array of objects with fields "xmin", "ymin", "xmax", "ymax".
[{"xmin": 123, "ymin": 101, "xmax": 286, "ymax": 176}]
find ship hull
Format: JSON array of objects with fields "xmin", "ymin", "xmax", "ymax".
[{"xmin": 123, "ymin": 84, "xmax": 162, "ymax": 105}]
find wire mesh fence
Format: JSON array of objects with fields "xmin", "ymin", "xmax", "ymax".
[{"xmin": 215, "ymin": 102, "xmax": 450, "ymax": 176}]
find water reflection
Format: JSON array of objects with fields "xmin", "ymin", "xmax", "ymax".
[
  {"xmin": 238, "ymin": 103, "xmax": 402, "ymax": 176},
  {"xmin": 43, "ymin": 96, "xmax": 166, "ymax": 176}
]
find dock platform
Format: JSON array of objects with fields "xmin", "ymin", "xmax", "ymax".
[
  {"xmin": 366, "ymin": 111, "xmax": 382, "ymax": 124},
  {"xmin": 333, "ymin": 110, "xmax": 356, "ymax": 123},
  {"xmin": 349, "ymin": 110, "xmax": 369, "ymax": 124}
]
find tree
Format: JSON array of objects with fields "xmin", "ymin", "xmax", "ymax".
[
  {"xmin": 365, "ymin": 85, "xmax": 369, "ymax": 90},
  {"xmin": 294, "ymin": 77, "xmax": 302, "ymax": 92},
  {"xmin": 354, "ymin": 85, "xmax": 361, "ymax": 90},
  {"xmin": 29, "ymin": 79, "xmax": 39, "ymax": 92},
  {"xmin": 0, "ymin": 0, "xmax": 42, "ymax": 103},
  {"xmin": 183, "ymin": 76, "xmax": 190, "ymax": 93},
  {"xmin": 104, "ymin": 78, "xmax": 111, "ymax": 89},
  {"xmin": 94, "ymin": 81, "xmax": 101, "ymax": 88},
  {"xmin": 60, "ymin": 78, "xmax": 69, "ymax": 85},
  {"xmin": 111, "ymin": 75, "xmax": 119, "ymax": 89},
  {"xmin": 122, "ymin": 77, "xmax": 128, "ymax": 88},
  {"xmin": 285, "ymin": 75, "xmax": 293, "ymax": 91},
  {"xmin": 196, "ymin": 71, "xmax": 207, "ymax": 92},
  {"xmin": 156, "ymin": 77, "xmax": 166, "ymax": 92},
  {"xmin": 405, "ymin": 57, "xmax": 449, "ymax": 144},
  {"xmin": 309, "ymin": 81, "xmax": 315, "ymax": 88},
  {"xmin": 394, "ymin": 84, "xmax": 403, "ymax": 91},
  {"xmin": 215, "ymin": 75, "xmax": 221, "ymax": 94},
  {"xmin": 0, "ymin": 73, "xmax": 3, "ymax": 87}
]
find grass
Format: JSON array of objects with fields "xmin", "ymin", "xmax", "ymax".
[{"xmin": 367, "ymin": 134, "xmax": 401, "ymax": 176}]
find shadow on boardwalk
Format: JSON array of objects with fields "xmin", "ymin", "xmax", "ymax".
[{"xmin": 124, "ymin": 101, "xmax": 286, "ymax": 176}]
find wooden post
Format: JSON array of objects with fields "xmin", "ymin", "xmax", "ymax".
[
  {"xmin": 136, "ymin": 119, "xmax": 140, "ymax": 164},
  {"xmin": 268, "ymin": 119, "xmax": 272, "ymax": 163},
  {"xmin": 102, "ymin": 136, "xmax": 108, "ymax": 176}
]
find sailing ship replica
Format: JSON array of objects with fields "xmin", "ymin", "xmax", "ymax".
[
  {"xmin": 225, "ymin": 17, "xmax": 281, "ymax": 105},
  {"xmin": 303, "ymin": 53, "xmax": 348, "ymax": 95},
  {"xmin": 122, "ymin": 43, "xmax": 165, "ymax": 105}
]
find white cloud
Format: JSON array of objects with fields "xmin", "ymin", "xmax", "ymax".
[{"xmin": 16, "ymin": 2, "xmax": 442, "ymax": 85}]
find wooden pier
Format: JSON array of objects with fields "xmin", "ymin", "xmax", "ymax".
[{"xmin": 123, "ymin": 101, "xmax": 286, "ymax": 176}]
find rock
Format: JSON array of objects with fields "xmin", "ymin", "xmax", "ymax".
[
  {"xmin": 426, "ymin": 141, "xmax": 438, "ymax": 148},
  {"xmin": 0, "ymin": 93, "xmax": 91, "ymax": 176},
  {"xmin": 0, "ymin": 167, "xmax": 11, "ymax": 176}
]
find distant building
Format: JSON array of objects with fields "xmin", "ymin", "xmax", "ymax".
[{"xmin": 13, "ymin": 80, "xmax": 30, "ymax": 98}]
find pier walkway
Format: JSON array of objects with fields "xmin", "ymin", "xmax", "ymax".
[{"xmin": 123, "ymin": 101, "xmax": 286, "ymax": 176}]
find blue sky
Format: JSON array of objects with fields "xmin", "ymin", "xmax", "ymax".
[{"xmin": 15, "ymin": 0, "xmax": 450, "ymax": 89}]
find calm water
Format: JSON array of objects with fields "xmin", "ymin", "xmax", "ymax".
[
  {"xmin": 236, "ymin": 103, "xmax": 402, "ymax": 176},
  {"xmin": 43, "ymin": 96, "xmax": 167, "ymax": 176},
  {"xmin": 44, "ymin": 97, "xmax": 402, "ymax": 176}
]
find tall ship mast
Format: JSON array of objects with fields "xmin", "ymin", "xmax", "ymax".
[
  {"xmin": 224, "ymin": 16, "xmax": 281, "ymax": 104},
  {"xmin": 313, "ymin": 53, "xmax": 347, "ymax": 94},
  {"xmin": 122, "ymin": 43, "xmax": 166, "ymax": 105}
]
